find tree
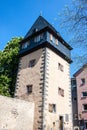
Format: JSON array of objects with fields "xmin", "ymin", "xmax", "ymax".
[
  {"xmin": 0, "ymin": 37, "xmax": 23, "ymax": 97},
  {"xmin": 59, "ymin": 0, "xmax": 87, "ymax": 68}
]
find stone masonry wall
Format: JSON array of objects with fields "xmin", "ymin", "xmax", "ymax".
[
  {"xmin": 0, "ymin": 95, "xmax": 34, "ymax": 130},
  {"xmin": 15, "ymin": 48, "xmax": 46, "ymax": 130}
]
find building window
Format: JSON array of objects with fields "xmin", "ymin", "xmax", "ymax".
[
  {"xmin": 81, "ymin": 78, "xmax": 85, "ymax": 85},
  {"xmin": 40, "ymin": 33, "xmax": 43, "ymax": 40},
  {"xmin": 83, "ymin": 104, "xmax": 87, "ymax": 111},
  {"xmin": 58, "ymin": 87, "xmax": 64, "ymax": 97},
  {"xmin": 82, "ymin": 92, "xmax": 87, "ymax": 97},
  {"xmin": 49, "ymin": 104, "xmax": 56, "ymax": 113},
  {"xmin": 58, "ymin": 63, "xmax": 64, "ymax": 72},
  {"xmin": 33, "ymin": 28, "xmax": 38, "ymax": 33},
  {"xmin": 71, "ymin": 78, "xmax": 76, "ymax": 87},
  {"xmin": 73, "ymin": 97, "xmax": 77, "ymax": 101},
  {"xmin": 55, "ymin": 39, "xmax": 58, "ymax": 45},
  {"xmin": 50, "ymin": 34, "xmax": 53, "ymax": 41},
  {"xmin": 29, "ymin": 59, "xmax": 36, "ymax": 67},
  {"xmin": 34, "ymin": 34, "xmax": 43, "ymax": 43},
  {"xmin": 22, "ymin": 42, "xmax": 30, "ymax": 49},
  {"xmin": 50, "ymin": 34, "xmax": 58, "ymax": 45},
  {"xmin": 26, "ymin": 85, "xmax": 32, "ymax": 94},
  {"xmin": 84, "ymin": 122, "xmax": 87, "ymax": 129},
  {"xmin": 34, "ymin": 35, "xmax": 40, "ymax": 42}
]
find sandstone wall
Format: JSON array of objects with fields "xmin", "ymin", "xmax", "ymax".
[{"xmin": 15, "ymin": 48, "xmax": 45, "ymax": 130}]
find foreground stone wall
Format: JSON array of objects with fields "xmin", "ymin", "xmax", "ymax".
[{"xmin": 0, "ymin": 95, "xmax": 34, "ymax": 130}]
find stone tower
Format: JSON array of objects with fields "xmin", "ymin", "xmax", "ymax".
[{"xmin": 15, "ymin": 16, "xmax": 73, "ymax": 130}]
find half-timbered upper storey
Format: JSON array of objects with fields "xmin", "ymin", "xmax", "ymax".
[{"xmin": 19, "ymin": 16, "xmax": 72, "ymax": 63}]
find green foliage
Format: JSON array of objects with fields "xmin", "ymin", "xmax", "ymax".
[{"xmin": 0, "ymin": 37, "xmax": 23, "ymax": 97}]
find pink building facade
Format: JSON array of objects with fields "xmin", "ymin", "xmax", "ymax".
[{"xmin": 74, "ymin": 64, "xmax": 87, "ymax": 129}]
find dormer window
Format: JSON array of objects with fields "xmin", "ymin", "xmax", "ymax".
[
  {"xmin": 34, "ymin": 34, "xmax": 43, "ymax": 43},
  {"xmin": 55, "ymin": 39, "xmax": 58, "ymax": 45},
  {"xmin": 22, "ymin": 42, "xmax": 30, "ymax": 49},
  {"xmin": 50, "ymin": 33, "xmax": 58, "ymax": 46},
  {"xmin": 50, "ymin": 34, "xmax": 53, "ymax": 41},
  {"xmin": 34, "ymin": 35, "xmax": 40, "ymax": 42}
]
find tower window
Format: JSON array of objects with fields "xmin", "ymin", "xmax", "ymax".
[
  {"xmin": 55, "ymin": 39, "xmax": 58, "ymax": 45},
  {"xmin": 34, "ymin": 34, "xmax": 43, "ymax": 43},
  {"xmin": 50, "ymin": 34, "xmax": 53, "ymax": 41},
  {"xmin": 58, "ymin": 87, "xmax": 64, "ymax": 97},
  {"xmin": 26, "ymin": 85, "xmax": 32, "ymax": 94},
  {"xmin": 53, "ymin": 104, "xmax": 56, "ymax": 113},
  {"xmin": 58, "ymin": 63, "xmax": 64, "ymax": 72},
  {"xmin": 29, "ymin": 59, "xmax": 36, "ymax": 67},
  {"xmin": 50, "ymin": 34, "xmax": 58, "ymax": 45},
  {"xmin": 34, "ymin": 35, "xmax": 40, "ymax": 42},
  {"xmin": 22, "ymin": 42, "xmax": 30, "ymax": 49},
  {"xmin": 49, "ymin": 104, "xmax": 56, "ymax": 113}
]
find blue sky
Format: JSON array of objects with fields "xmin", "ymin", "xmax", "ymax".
[
  {"xmin": 0, "ymin": 0, "xmax": 79, "ymax": 76},
  {"xmin": 0, "ymin": 0, "xmax": 71, "ymax": 50}
]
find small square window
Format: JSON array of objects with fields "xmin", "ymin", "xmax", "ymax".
[
  {"xmin": 82, "ymin": 92, "xmax": 87, "ymax": 97},
  {"xmin": 29, "ymin": 59, "xmax": 36, "ymax": 67},
  {"xmin": 49, "ymin": 104, "xmax": 56, "ymax": 113},
  {"xmin": 58, "ymin": 87, "xmax": 64, "ymax": 97},
  {"xmin": 26, "ymin": 85, "xmax": 32, "ymax": 94},
  {"xmin": 83, "ymin": 104, "xmax": 87, "ymax": 111}
]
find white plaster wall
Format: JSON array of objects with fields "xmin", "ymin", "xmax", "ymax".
[
  {"xmin": 0, "ymin": 95, "xmax": 34, "ymax": 130},
  {"xmin": 44, "ymin": 48, "xmax": 73, "ymax": 130}
]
